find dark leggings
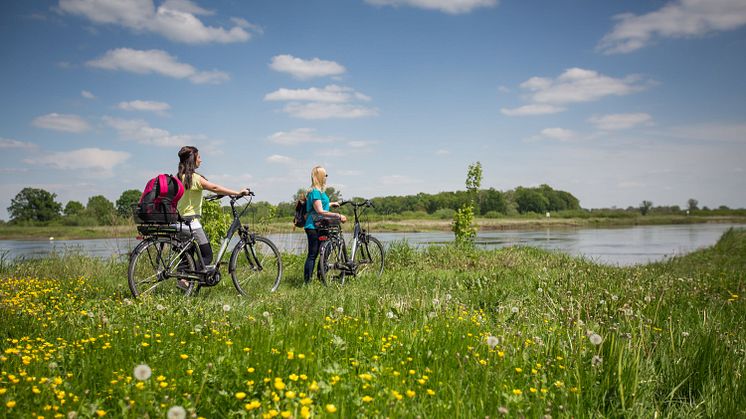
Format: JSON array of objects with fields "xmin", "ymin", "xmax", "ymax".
[{"xmin": 304, "ymin": 228, "xmax": 321, "ymax": 283}]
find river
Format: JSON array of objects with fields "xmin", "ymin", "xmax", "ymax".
[{"xmin": 0, "ymin": 223, "xmax": 742, "ymax": 266}]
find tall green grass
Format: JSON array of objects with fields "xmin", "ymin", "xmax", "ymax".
[{"xmin": 0, "ymin": 230, "xmax": 744, "ymax": 417}]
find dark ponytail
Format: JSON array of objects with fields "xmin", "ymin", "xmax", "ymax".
[{"xmin": 178, "ymin": 146, "xmax": 199, "ymax": 189}]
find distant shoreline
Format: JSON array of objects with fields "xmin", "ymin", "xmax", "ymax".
[{"xmin": 1, "ymin": 215, "xmax": 745, "ymax": 240}]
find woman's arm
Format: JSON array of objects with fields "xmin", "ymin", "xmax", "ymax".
[
  {"xmin": 199, "ymin": 177, "xmax": 248, "ymax": 196},
  {"xmin": 313, "ymin": 200, "xmax": 347, "ymax": 222}
]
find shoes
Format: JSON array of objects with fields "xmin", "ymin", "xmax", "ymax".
[{"xmin": 176, "ymin": 279, "xmax": 190, "ymax": 291}]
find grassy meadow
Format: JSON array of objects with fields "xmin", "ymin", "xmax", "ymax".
[{"xmin": 0, "ymin": 229, "xmax": 744, "ymax": 418}]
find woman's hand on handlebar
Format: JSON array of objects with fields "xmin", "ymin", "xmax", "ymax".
[
  {"xmin": 339, "ymin": 214, "xmax": 347, "ymax": 223},
  {"xmin": 239, "ymin": 188, "xmax": 252, "ymax": 197}
]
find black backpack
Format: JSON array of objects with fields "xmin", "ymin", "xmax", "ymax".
[
  {"xmin": 292, "ymin": 196, "xmax": 307, "ymax": 228},
  {"xmin": 134, "ymin": 174, "xmax": 185, "ymax": 224}
]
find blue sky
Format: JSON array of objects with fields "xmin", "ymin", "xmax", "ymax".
[{"xmin": 1, "ymin": 0, "xmax": 746, "ymax": 219}]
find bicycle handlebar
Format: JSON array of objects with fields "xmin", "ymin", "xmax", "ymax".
[
  {"xmin": 339, "ymin": 199, "xmax": 374, "ymax": 208},
  {"xmin": 205, "ymin": 189, "xmax": 254, "ymax": 201}
]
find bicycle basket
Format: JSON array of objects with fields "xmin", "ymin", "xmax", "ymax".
[{"xmin": 133, "ymin": 203, "xmax": 181, "ymax": 225}]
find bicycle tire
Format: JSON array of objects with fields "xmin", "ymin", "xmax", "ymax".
[
  {"xmin": 229, "ymin": 235, "xmax": 283, "ymax": 296},
  {"xmin": 128, "ymin": 236, "xmax": 196, "ymax": 297},
  {"xmin": 319, "ymin": 239, "xmax": 347, "ymax": 285},
  {"xmin": 354, "ymin": 235, "xmax": 385, "ymax": 278}
]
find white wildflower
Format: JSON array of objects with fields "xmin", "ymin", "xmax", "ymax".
[
  {"xmin": 222, "ymin": 304, "xmax": 231, "ymax": 312},
  {"xmin": 262, "ymin": 311, "xmax": 270, "ymax": 318},
  {"xmin": 167, "ymin": 405, "xmax": 187, "ymax": 419},
  {"xmin": 133, "ymin": 364, "xmax": 152, "ymax": 381},
  {"xmin": 386, "ymin": 311, "xmax": 395, "ymax": 319},
  {"xmin": 486, "ymin": 336, "xmax": 499, "ymax": 349},
  {"xmin": 511, "ymin": 306, "xmax": 519, "ymax": 314}
]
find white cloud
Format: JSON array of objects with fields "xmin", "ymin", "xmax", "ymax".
[
  {"xmin": 87, "ymin": 48, "xmax": 229, "ymax": 84},
  {"xmin": 268, "ymin": 128, "xmax": 334, "ymax": 145},
  {"xmin": 540, "ymin": 128, "xmax": 576, "ymax": 141},
  {"xmin": 81, "ymin": 90, "xmax": 96, "ymax": 99},
  {"xmin": 598, "ymin": 0, "xmax": 746, "ymax": 54},
  {"xmin": 0, "ymin": 138, "xmax": 37, "ymax": 150},
  {"xmin": 24, "ymin": 147, "xmax": 130, "ymax": 174},
  {"xmin": 270, "ymin": 55, "xmax": 346, "ymax": 80},
  {"xmin": 435, "ymin": 149, "xmax": 450, "ymax": 155},
  {"xmin": 32, "ymin": 113, "xmax": 91, "ymax": 133},
  {"xmin": 117, "ymin": 100, "xmax": 171, "ymax": 114},
  {"xmin": 589, "ymin": 113, "xmax": 653, "ymax": 130},
  {"xmin": 282, "ymin": 103, "xmax": 379, "ymax": 120},
  {"xmin": 265, "ymin": 85, "xmax": 368, "ymax": 103},
  {"xmin": 503, "ymin": 68, "xmax": 648, "ymax": 116},
  {"xmin": 266, "ymin": 154, "xmax": 295, "ymax": 165},
  {"xmin": 526, "ymin": 68, "xmax": 646, "ymax": 105},
  {"xmin": 500, "ymin": 104, "xmax": 565, "ymax": 116},
  {"xmin": 365, "ymin": 0, "xmax": 498, "ymax": 14},
  {"xmin": 103, "ymin": 116, "xmax": 205, "ymax": 147},
  {"xmin": 59, "ymin": 0, "xmax": 256, "ymax": 44}
]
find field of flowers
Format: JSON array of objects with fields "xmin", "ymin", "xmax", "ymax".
[{"xmin": 1, "ymin": 229, "xmax": 744, "ymax": 418}]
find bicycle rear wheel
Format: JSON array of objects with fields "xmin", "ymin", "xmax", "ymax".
[
  {"xmin": 128, "ymin": 237, "xmax": 196, "ymax": 297},
  {"xmin": 354, "ymin": 235, "xmax": 385, "ymax": 278},
  {"xmin": 229, "ymin": 236, "xmax": 282, "ymax": 296},
  {"xmin": 319, "ymin": 239, "xmax": 347, "ymax": 285}
]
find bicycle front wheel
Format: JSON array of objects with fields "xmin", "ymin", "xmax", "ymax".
[
  {"xmin": 319, "ymin": 239, "xmax": 347, "ymax": 285},
  {"xmin": 354, "ymin": 235, "xmax": 385, "ymax": 278},
  {"xmin": 128, "ymin": 237, "xmax": 196, "ymax": 297},
  {"xmin": 229, "ymin": 236, "xmax": 283, "ymax": 296}
]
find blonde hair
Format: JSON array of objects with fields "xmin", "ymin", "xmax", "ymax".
[{"xmin": 310, "ymin": 166, "xmax": 327, "ymax": 191}]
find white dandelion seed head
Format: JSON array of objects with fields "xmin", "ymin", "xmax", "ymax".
[
  {"xmin": 599, "ymin": 300, "xmax": 606, "ymax": 305},
  {"xmin": 511, "ymin": 306, "xmax": 519, "ymax": 314},
  {"xmin": 194, "ymin": 324, "xmax": 203, "ymax": 333},
  {"xmin": 67, "ymin": 411, "xmax": 78, "ymax": 419},
  {"xmin": 498, "ymin": 406, "xmax": 509, "ymax": 415},
  {"xmin": 486, "ymin": 335, "xmax": 499, "ymax": 349},
  {"xmin": 445, "ymin": 293, "xmax": 452, "ymax": 301},
  {"xmin": 428, "ymin": 311, "xmax": 437, "ymax": 319},
  {"xmin": 262, "ymin": 311, "xmax": 271, "ymax": 318},
  {"xmin": 123, "ymin": 298, "xmax": 133, "ymax": 305},
  {"xmin": 336, "ymin": 306, "xmax": 344, "ymax": 314},
  {"xmin": 48, "ymin": 361, "xmax": 58, "ymax": 369},
  {"xmin": 589, "ymin": 333, "xmax": 603, "ymax": 346},
  {"xmin": 591, "ymin": 355, "xmax": 603, "ymax": 367},
  {"xmin": 682, "ymin": 331, "xmax": 690, "ymax": 337},
  {"xmin": 611, "ymin": 295, "xmax": 619, "ymax": 301},
  {"xmin": 222, "ymin": 304, "xmax": 231, "ymax": 312},
  {"xmin": 386, "ymin": 311, "xmax": 394, "ymax": 319},
  {"xmin": 133, "ymin": 364, "xmax": 152, "ymax": 381},
  {"xmin": 537, "ymin": 287, "xmax": 543, "ymax": 293},
  {"xmin": 87, "ymin": 310, "xmax": 94, "ymax": 318},
  {"xmin": 167, "ymin": 405, "xmax": 187, "ymax": 419},
  {"xmin": 644, "ymin": 295, "xmax": 652, "ymax": 303},
  {"xmin": 432, "ymin": 298, "xmax": 440, "ymax": 306},
  {"xmin": 156, "ymin": 304, "xmax": 166, "ymax": 311}
]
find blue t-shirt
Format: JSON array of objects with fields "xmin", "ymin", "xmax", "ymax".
[{"xmin": 304, "ymin": 188, "xmax": 330, "ymax": 230}]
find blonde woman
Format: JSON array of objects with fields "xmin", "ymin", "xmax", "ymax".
[{"xmin": 303, "ymin": 166, "xmax": 347, "ymax": 283}]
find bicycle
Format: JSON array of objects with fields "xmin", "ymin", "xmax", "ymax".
[
  {"xmin": 317, "ymin": 199, "xmax": 384, "ymax": 285},
  {"xmin": 128, "ymin": 192, "xmax": 283, "ymax": 297}
]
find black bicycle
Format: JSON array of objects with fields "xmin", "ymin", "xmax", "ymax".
[
  {"xmin": 128, "ymin": 192, "xmax": 282, "ymax": 297},
  {"xmin": 317, "ymin": 199, "xmax": 384, "ymax": 285}
]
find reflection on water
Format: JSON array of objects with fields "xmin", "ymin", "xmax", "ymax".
[{"xmin": 1, "ymin": 223, "xmax": 742, "ymax": 266}]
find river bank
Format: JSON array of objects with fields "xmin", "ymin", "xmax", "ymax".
[{"xmin": 1, "ymin": 215, "xmax": 745, "ymax": 240}]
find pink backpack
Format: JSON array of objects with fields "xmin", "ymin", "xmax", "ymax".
[{"xmin": 134, "ymin": 174, "xmax": 185, "ymax": 224}]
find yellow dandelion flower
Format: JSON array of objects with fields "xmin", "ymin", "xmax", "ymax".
[
  {"xmin": 247, "ymin": 367, "xmax": 255, "ymax": 373},
  {"xmin": 406, "ymin": 390, "xmax": 416, "ymax": 398},
  {"xmin": 427, "ymin": 389, "xmax": 435, "ymax": 396},
  {"xmin": 281, "ymin": 411, "xmax": 291, "ymax": 418},
  {"xmin": 325, "ymin": 404, "xmax": 337, "ymax": 413},
  {"xmin": 515, "ymin": 368, "xmax": 523, "ymax": 373},
  {"xmin": 287, "ymin": 352, "xmax": 294, "ymax": 360},
  {"xmin": 300, "ymin": 406, "xmax": 311, "ymax": 419},
  {"xmin": 160, "ymin": 382, "xmax": 168, "ymax": 388},
  {"xmin": 135, "ymin": 382, "xmax": 145, "ymax": 390},
  {"xmin": 298, "ymin": 354, "xmax": 306, "ymax": 359},
  {"xmin": 362, "ymin": 396, "xmax": 373, "ymax": 403},
  {"xmin": 285, "ymin": 391, "xmax": 296, "ymax": 399},
  {"xmin": 235, "ymin": 392, "xmax": 247, "ymax": 400},
  {"xmin": 180, "ymin": 354, "xmax": 188, "ymax": 360},
  {"xmin": 408, "ymin": 369, "xmax": 415, "ymax": 375},
  {"xmin": 186, "ymin": 370, "xmax": 193, "ymax": 375},
  {"xmin": 512, "ymin": 389, "xmax": 522, "ymax": 396},
  {"xmin": 6, "ymin": 401, "xmax": 16, "ymax": 408},
  {"xmin": 289, "ymin": 374, "xmax": 299, "ymax": 381},
  {"xmin": 300, "ymin": 397, "xmax": 313, "ymax": 405},
  {"xmin": 274, "ymin": 380, "xmax": 285, "ymax": 391},
  {"xmin": 530, "ymin": 387, "xmax": 537, "ymax": 393},
  {"xmin": 554, "ymin": 381, "xmax": 564, "ymax": 388},
  {"xmin": 96, "ymin": 410, "xmax": 106, "ymax": 417},
  {"xmin": 391, "ymin": 390, "xmax": 403, "ymax": 400}
]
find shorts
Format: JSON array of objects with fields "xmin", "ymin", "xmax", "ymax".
[{"xmin": 172, "ymin": 219, "xmax": 209, "ymax": 245}]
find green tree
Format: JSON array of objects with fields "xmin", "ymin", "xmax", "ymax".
[
  {"xmin": 639, "ymin": 200, "xmax": 653, "ymax": 216},
  {"xmin": 116, "ymin": 189, "xmax": 142, "ymax": 217},
  {"xmin": 202, "ymin": 198, "xmax": 229, "ymax": 250},
  {"xmin": 63, "ymin": 200, "xmax": 85, "ymax": 217},
  {"xmin": 465, "ymin": 161, "xmax": 483, "ymax": 212},
  {"xmin": 453, "ymin": 162, "xmax": 481, "ymax": 244},
  {"xmin": 514, "ymin": 187, "xmax": 549, "ymax": 214},
  {"xmin": 87, "ymin": 195, "xmax": 116, "ymax": 225},
  {"xmin": 687, "ymin": 198, "xmax": 699, "ymax": 212},
  {"xmin": 325, "ymin": 186, "xmax": 342, "ymax": 202},
  {"xmin": 7, "ymin": 187, "xmax": 62, "ymax": 223}
]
